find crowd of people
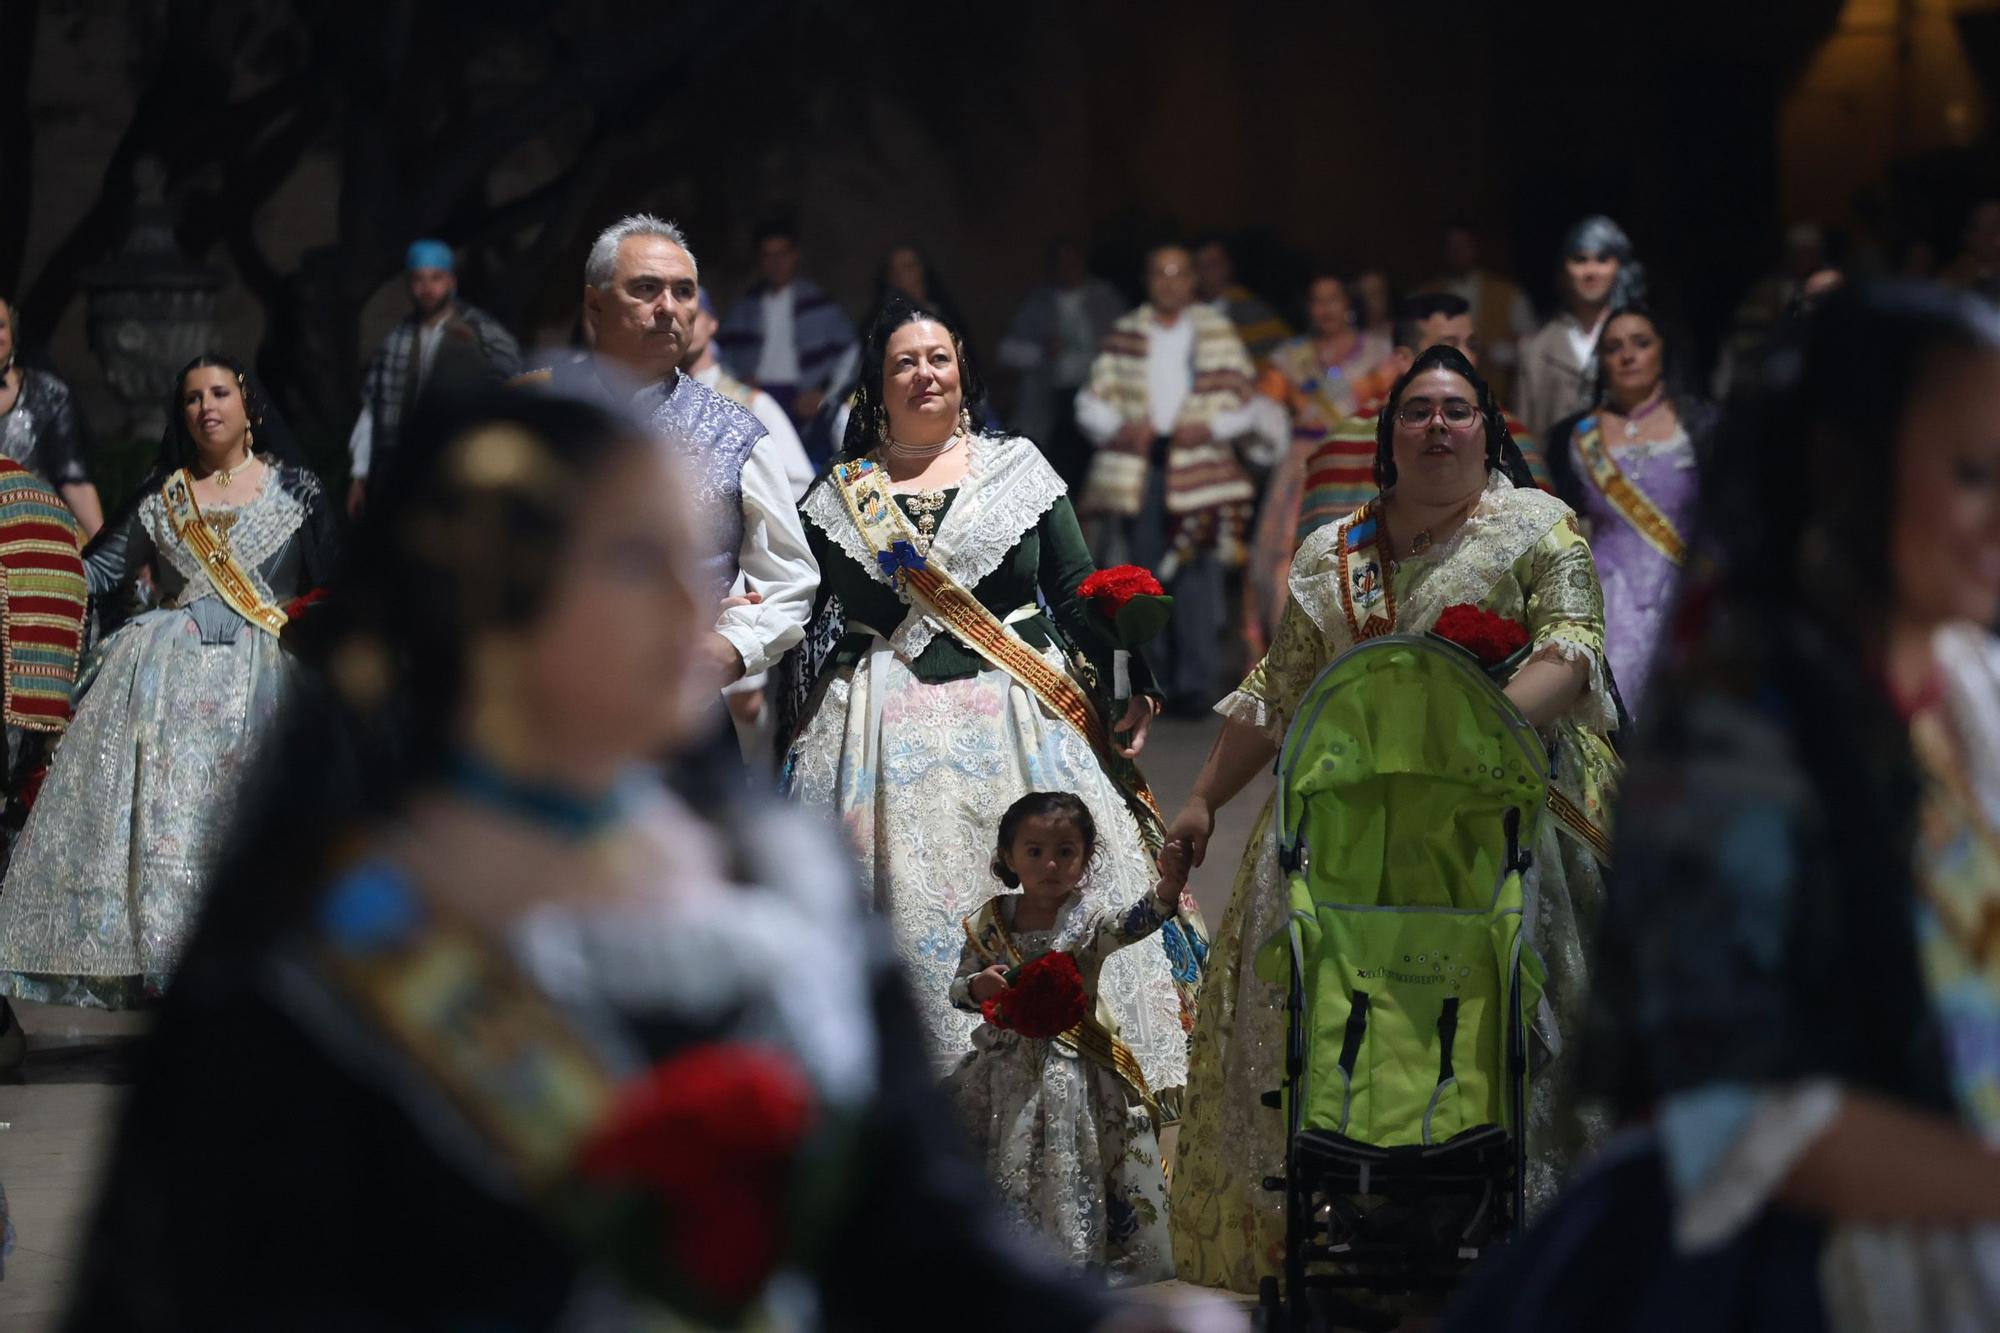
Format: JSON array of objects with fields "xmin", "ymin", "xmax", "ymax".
[{"xmin": 0, "ymin": 185, "xmax": 1991, "ymax": 1331}]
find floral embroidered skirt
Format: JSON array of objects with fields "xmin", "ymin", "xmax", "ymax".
[
  {"xmin": 946, "ymin": 1028, "xmax": 1174, "ymax": 1285},
  {"xmin": 0, "ymin": 609, "xmax": 289, "ymax": 1008},
  {"xmin": 785, "ymin": 643, "xmax": 1190, "ymax": 1093}
]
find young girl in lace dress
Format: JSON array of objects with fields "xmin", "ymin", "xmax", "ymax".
[{"xmin": 944, "ymin": 792, "xmax": 1188, "ymax": 1285}]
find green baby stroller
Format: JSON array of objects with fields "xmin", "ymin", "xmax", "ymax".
[{"xmin": 1253, "ymin": 633, "xmax": 1549, "ymax": 1332}]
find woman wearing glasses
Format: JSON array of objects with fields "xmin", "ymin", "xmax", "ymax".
[{"xmin": 1163, "ymin": 346, "xmax": 1621, "ymax": 1293}]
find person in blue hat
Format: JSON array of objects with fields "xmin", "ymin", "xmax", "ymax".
[{"xmin": 345, "ymin": 239, "xmax": 522, "ymax": 517}]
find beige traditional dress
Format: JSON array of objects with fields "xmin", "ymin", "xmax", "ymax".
[{"xmin": 1168, "ymin": 473, "xmax": 1620, "ymax": 1293}]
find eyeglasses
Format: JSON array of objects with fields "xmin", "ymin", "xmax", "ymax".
[{"xmin": 1394, "ymin": 398, "xmax": 1480, "ymax": 428}]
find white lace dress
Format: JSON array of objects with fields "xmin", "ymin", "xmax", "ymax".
[
  {"xmin": 0, "ymin": 466, "xmax": 335, "ymax": 1007},
  {"xmin": 942, "ymin": 890, "xmax": 1175, "ymax": 1285}
]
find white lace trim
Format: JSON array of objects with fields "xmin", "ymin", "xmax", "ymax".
[
  {"xmin": 1605, "ymin": 425, "xmax": 1695, "ymax": 471},
  {"xmin": 1286, "ymin": 474, "xmax": 1574, "ymax": 648},
  {"xmin": 800, "ymin": 436, "xmax": 1066, "ymax": 661},
  {"xmin": 1527, "ymin": 635, "xmax": 1620, "ymax": 734},
  {"xmin": 1215, "ymin": 689, "xmax": 1282, "ymax": 741},
  {"xmin": 144, "ymin": 471, "xmax": 308, "ymax": 610},
  {"xmin": 1286, "ymin": 505, "xmax": 1360, "ymax": 640},
  {"xmin": 1396, "ymin": 476, "xmax": 1574, "ymax": 633}
]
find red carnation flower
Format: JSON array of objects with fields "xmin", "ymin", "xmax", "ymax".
[
  {"xmin": 1077, "ymin": 565, "xmax": 1173, "ymax": 648},
  {"xmin": 981, "ymin": 950, "xmax": 1088, "ymax": 1039},
  {"xmin": 282, "ymin": 586, "xmax": 329, "ymax": 621},
  {"xmin": 1430, "ymin": 603, "xmax": 1531, "ymax": 668},
  {"xmin": 574, "ymin": 1044, "xmax": 815, "ymax": 1307},
  {"xmin": 1078, "ymin": 565, "xmax": 1165, "ymax": 616}
]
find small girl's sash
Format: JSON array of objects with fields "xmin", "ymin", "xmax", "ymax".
[
  {"xmin": 160, "ymin": 469, "xmax": 288, "ymax": 637},
  {"xmin": 962, "ymin": 899, "xmax": 1160, "ymax": 1125},
  {"xmin": 1572, "ymin": 419, "xmax": 1687, "ymax": 567},
  {"xmin": 830, "ymin": 457, "xmax": 1164, "ymax": 841}
]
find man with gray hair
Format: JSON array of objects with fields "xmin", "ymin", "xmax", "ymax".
[{"xmin": 520, "ymin": 213, "xmax": 817, "ymax": 737}]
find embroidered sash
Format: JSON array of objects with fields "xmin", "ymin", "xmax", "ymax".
[
  {"xmin": 1332, "ymin": 501, "xmax": 1399, "ymax": 645},
  {"xmin": 961, "ymin": 901, "xmax": 1161, "ymax": 1125},
  {"xmin": 1572, "ymin": 418, "xmax": 1687, "ymax": 566},
  {"xmin": 830, "ymin": 457, "xmax": 1166, "ymax": 842},
  {"xmin": 160, "ymin": 469, "xmax": 288, "ymax": 637},
  {"xmin": 315, "ymin": 864, "xmax": 620, "ymax": 1188}
]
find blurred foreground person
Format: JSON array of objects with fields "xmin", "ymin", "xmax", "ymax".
[
  {"xmin": 63, "ymin": 386, "xmax": 1239, "ymax": 1333},
  {"xmin": 1449, "ymin": 282, "xmax": 2000, "ymax": 1331},
  {"xmin": 0, "ymin": 353, "xmax": 334, "ymax": 1018}
]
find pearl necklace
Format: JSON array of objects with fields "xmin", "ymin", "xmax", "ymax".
[{"xmin": 883, "ymin": 430, "xmax": 964, "ymax": 460}]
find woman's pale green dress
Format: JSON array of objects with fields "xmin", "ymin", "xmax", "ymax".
[{"xmin": 1168, "ymin": 474, "xmax": 1621, "ymax": 1293}]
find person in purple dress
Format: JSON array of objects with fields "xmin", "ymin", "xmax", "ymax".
[{"xmin": 1544, "ymin": 303, "xmax": 1715, "ymax": 716}]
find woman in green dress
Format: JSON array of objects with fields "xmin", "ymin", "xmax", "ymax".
[
  {"xmin": 782, "ymin": 297, "xmax": 1202, "ymax": 1099},
  {"xmin": 1163, "ymin": 346, "xmax": 1621, "ymax": 1293}
]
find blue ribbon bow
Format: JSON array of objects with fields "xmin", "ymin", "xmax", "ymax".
[{"xmin": 876, "ymin": 539, "xmax": 928, "ymax": 584}]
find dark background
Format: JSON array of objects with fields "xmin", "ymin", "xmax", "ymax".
[{"xmin": 7, "ymin": 0, "xmax": 1998, "ymax": 481}]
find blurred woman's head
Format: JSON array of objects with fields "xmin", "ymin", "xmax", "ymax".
[
  {"xmin": 1305, "ymin": 274, "xmax": 1354, "ymax": 341},
  {"xmin": 1592, "ymin": 304, "xmax": 1672, "ymax": 410},
  {"xmin": 1701, "ymin": 281, "xmax": 2000, "ymax": 645},
  {"xmin": 180, "ymin": 387, "xmax": 711, "ymax": 963},
  {"xmin": 881, "ymin": 243, "xmax": 929, "ymax": 302},
  {"xmin": 1354, "ymin": 270, "xmax": 1393, "ymax": 330},
  {"xmin": 354, "ymin": 390, "xmax": 707, "ymax": 784}
]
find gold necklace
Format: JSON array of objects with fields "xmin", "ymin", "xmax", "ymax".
[
  {"xmin": 1384, "ymin": 492, "xmax": 1478, "ymax": 567},
  {"xmin": 211, "ymin": 453, "xmax": 255, "ymax": 488}
]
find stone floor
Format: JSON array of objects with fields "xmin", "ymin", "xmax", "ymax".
[{"xmin": 0, "ymin": 717, "xmax": 1271, "ymax": 1329}]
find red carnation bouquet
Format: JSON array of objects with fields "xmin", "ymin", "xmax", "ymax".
[
  {"xmin": 1429, "ymin": 603, "xmax": 1532, "ymax": 679},
  {"xmin": 572, "ymin": 1043, "xmax": 819, "ymax": 1323},
  {"xmin": 980, "ymin": 950, "xmax": 1088, "ymax": 1039},
  {"xmin": 1078, "ymin": 565, "xmax": 1174, "ymax": 649}
]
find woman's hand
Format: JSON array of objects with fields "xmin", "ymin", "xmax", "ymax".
[
  {"xmin": 1165, "ymin": 800, "xmax": 1215, "ymax": 869},
  {"xmin": 1155, "ymin": 839, "xmax": 1191, "ymax": 903},
  {"xmin": 967, "ymin": 965, "xmax": 1010, "ymax": 1003},
  {"xmin": 1112, "ymin": 694, "xmax": 1157, "ymax": 758}
]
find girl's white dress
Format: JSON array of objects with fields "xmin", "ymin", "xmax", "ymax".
[{"xmin": 942, "ymin": 887, "xmax": 1176, "ymax": 1285}]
